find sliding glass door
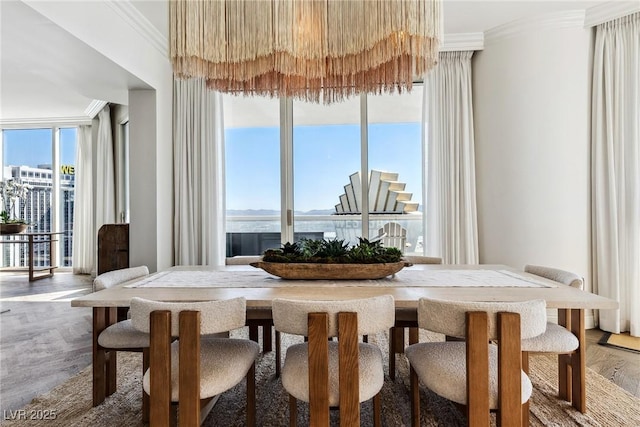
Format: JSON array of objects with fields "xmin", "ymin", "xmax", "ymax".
[
  {"xmin": 223, "ymin": 86, "xmax": 426, "ymax": 256},
  {"xmin": 224, "ymin": 96, "xmax": 281, "ymax": 256},
  {"xmin": 367, "ymin": 90, "xmax": 424, "ymax": 254},
  {"xmin": 292, "ymin": 97, "xmax": 361, "ymax": 245}
]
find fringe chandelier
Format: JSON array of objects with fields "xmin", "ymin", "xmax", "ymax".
[{"xmin": 170, "ymin": 0, "xmax": 441, "ymax": 104}]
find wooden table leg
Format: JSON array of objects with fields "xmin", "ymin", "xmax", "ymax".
[
  {"xmin": 92, "ymin": 307, "xmax": 117, "ymax": 406},
  {"xmin": 105, "ymin": 308, "xmax": 118, "ymax": 397},
  {"xmin": 263, "ymin": 324, "xmax": 273, "ymax": 352},
  {"xmin": 557, "ymin": 308, "xmax": 572, "ymax": 402},
  {"xmin": 570, "ymin": 309, "xmax": 586, "ymax": 413}
]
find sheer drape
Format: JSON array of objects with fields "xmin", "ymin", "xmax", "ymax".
[
  {"xmin": 72, "ymin": 125, "xmax": 94, "ymax": 274},
  {"xmin": 96, "ymin": 106, "xmax": 116, "ymax": 232},
  {"xmin": 174, "ymin": 78, "xmax": 226, "ymax": 266},
  {"xmin": 424, "ymin": 51, "xmax": 479, "ymax": 264},
  {"xmin": 592, "ymin": 13, "xmax": 640, "ymax": 336}
]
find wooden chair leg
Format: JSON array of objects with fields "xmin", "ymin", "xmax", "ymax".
[
  {"xmin": 338, "ymin": 312, "xmax": 359, "ymax": 426},
  {"xmin": 142, "ymin": 348, "xmax": 150, "ymax": 423},
  {"xmin": 150, "ymin": 311, "xmax": 172, "ymax": 427},
  {"xmin": 521, "ymin": 351, "xmax": 530, "ymax": 426},
  {"xmin": 246, "ymin": 363, "xmax": 256, "ymax": 427},
  {"xmin": 389, "ymin": 328, "xmax": 396, "ymax": 381},
  {"xmin": 466, "ymin": 312, "xmax": 490, "ymax": 427},
  {"xmin": 289, "ymin": 394, "xmax": 297, "ymax": 427},
  {"xmin": 410, "ymin": 366, "xmax": 420, "ymax": 427},
  {"xmin": 179, "ymin": 311, "xmax": 201, "ymax": 427},
  {"xmin": 275, "ymin": 331, "xmax": 282, "ymax": 378},
  {"xmin": 169, "ymin": 404, "xmax": 178, "ymax": 427},
  {"xmin": 308, "ymin": 313, "xmax": 330, "ymax": 427},
  {"xmin": 498, "ymin": 312, "xmax": 522, "ymax": 427},
  {"xmin": 373, "ymin": 392, "xmax": 382, "ymax": 427}
]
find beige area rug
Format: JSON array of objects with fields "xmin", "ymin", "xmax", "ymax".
[{"xmin": 3, "ymin": 331, "xmax": 640, "ymax": 427}]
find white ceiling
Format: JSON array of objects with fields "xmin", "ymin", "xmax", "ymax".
[{"xmin": 0, "ymin": 0, "xmax": 627, "ymax": 123}]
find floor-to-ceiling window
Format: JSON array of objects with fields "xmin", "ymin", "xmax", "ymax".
[
  {"xmin": 292, "ymin": 97, "xmax": 362, "ymax": 245},
  {"xmin": 223, "ymin": 86, "xmax": 424, "ymax": 256},
  {"xmin": 224, "ymin": 97, "xmax": 282, "ymax": 256},
  {"xmin": 367, "ymin": 90, "xmax": 424, "ymax": 253},
  {"xmin": 1, "ymin": 127, "xmax": 78, "ymax": 268}
]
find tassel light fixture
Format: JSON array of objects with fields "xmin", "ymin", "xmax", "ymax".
[{"xmin": 170, "ymin": 0, "xmax": 441, "ymax": 104}]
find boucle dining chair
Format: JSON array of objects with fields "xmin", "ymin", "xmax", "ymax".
[
  {"xmin": 94, "ymin": 266, "xmax": 151, "ymax": 419},
  {"xmin": 272, "ymin": 295, "xmax": 395, "ymax": 427},
  {"xmin": 521, "ymin": 265, "xmax": 583, "ymax": 410},
  {"xmin": 405, "ymin": 298, "xmax": 547, "ymax": 427},
  {"xmin": 131, "ymin": 297, "xmax": 260, "ymax": 427},
  {"xmin": 389, "ymin": 255, "xmax": 442, "ymax": 380}
]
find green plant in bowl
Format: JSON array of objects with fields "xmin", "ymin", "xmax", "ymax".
[{"xmin": 262, "ymin": 237, "xmax": 402, "ymax": 264}]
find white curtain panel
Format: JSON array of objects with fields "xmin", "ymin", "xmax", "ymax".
[
  {"xmin": 592, "ymin": 13, "xmax": 640, "ymax": 336},
  {"xmin": 72, "ymin": 125, "xmax": 94, "ymax": 274},
  {"xmin": 424, "ymin": 51, "xmax": 479, "ymax": 264},
  {"xmin": 173, "ymin": 78, "xmax": 226, "ymax": 266},
  {"xmin": 95, "ymin": 106, "xmax": 116, "ymax": 233}
]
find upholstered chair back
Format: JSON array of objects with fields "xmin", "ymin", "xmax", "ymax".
[
  {"xmin": 417, "ymin": 298, "xmax": 547, "ymax": 340},
  {"xmin": 524, "ymin": 265, "xmax": 584, "ymax": 290},
  {"xmin": 272, "ymin": 295, "xmax": 395, "ymax": 337},
  {"xmin": 93, "ymin": 266, "xmax": 149, "ymax": 292},
  {"xmin": 403, "ymin": 256, "xmax": 442, "ymax": 264},
  {"xmin": 225, "ymin": 256, "xmax": 261, "ymax": 265},
  {"xmin": 130, "ymin": 297, "xmax": 246, "ymax": 336}
]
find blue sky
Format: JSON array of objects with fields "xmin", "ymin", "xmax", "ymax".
[
  {"xmin": 226, "ymin": 123, "xmax": 422, "ymax": 212},
  {"xmin": 4, "ymin": 124, "xmax": 422, "ymax": 214},
  {"xmin": 3, "ymin": 128, "xmax": 77, "ymax": 168}
]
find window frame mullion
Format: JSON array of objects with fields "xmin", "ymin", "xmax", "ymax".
[
  {"xmin": 360, "ymin": 94, "xmax": 370, "ymax": 239},
  {"xmin": 280, "ymin": 97, "xmax": 294, "ymax": 244}
]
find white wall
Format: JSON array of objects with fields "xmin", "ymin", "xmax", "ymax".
[
  {"xmin": 24, "ymin": 1, "xmax": 174, "ymax": 271},
  {"xmin": 473, "ymin": 14, "xmax": 592, "ymax": 290}
]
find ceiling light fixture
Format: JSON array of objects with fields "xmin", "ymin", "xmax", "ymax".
[{"xmin": 170, "ymin": 0, "xmax": 441, "ymax": 104}]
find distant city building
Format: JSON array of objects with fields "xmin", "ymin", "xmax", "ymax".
[{"xmin": 1, "ymin": 165, "xmax": 74, "ymax": 268}]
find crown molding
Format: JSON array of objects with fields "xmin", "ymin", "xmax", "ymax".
[
  {"xmin": 440, "ymin": 33, "xmax": 484, "ymax": 51},
  {"xmin": 585, "ymin": 2, "xmax": 640, "ymax": 27},
  {"xmin": 105, "ymin": 1, "xmax": 167, "ymax": 58},
  {"xmin": 0, "ymin": 117, "xmax": 93, "ymax": 127},
  {"xmin": 485, "ymin": 10, "xmax": 586, "ymax": 44},
  {"xmin": 84, "ymin": 100, "xmax": 108, "ymax": 119}
]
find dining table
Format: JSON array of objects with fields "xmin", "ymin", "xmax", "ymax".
[{"xmin": 71, "ymin": 263, "xmax": 618, "ymax": 419}]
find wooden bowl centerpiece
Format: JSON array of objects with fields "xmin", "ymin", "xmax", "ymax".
[{"xmin": 250, "ymin": 237, "xmax": 407, "ymax": 280}]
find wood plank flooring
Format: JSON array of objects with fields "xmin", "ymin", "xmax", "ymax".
[
  {"xmin": 1, "ymin": 271, "xmax": 638, "ymax": 415},
  {"xmin": 0, "ymin": 271, "xmax": 93, "ymax": 412}
]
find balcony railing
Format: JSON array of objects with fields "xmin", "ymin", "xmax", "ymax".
[{"xmin": 226, "ymin": 212, "xmax": 424, "ymax": 256}]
